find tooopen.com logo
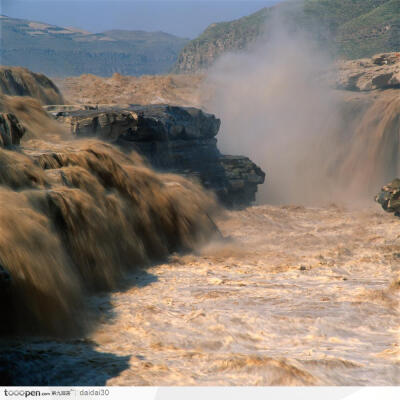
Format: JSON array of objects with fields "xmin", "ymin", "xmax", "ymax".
[{"xmin": 3, "ymin": 390, "xmax": 41, "ymax": 398}]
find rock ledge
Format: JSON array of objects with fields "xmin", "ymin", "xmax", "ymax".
[{"xmin": 51, "ymin": 104, "xmax": 266, "ymax": 207}]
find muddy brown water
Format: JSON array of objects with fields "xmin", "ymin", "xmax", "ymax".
[{"xmin": 3, "ymin": 204, "xmax": 399, "ymax": 385}]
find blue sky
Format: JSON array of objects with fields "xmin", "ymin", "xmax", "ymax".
[{"xmin": 0, "ymin": 0, "xmax": 281, "ymax": 38}]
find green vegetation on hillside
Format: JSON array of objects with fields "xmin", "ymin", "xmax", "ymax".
[
  {"xmin": 173, "ymin": 0, "xmax": 400, "ymax": 73},
  {"xmin": 303, "ymin": 0, "xmax": 389, "ymax": 31},
  {"xmin": 337, "ymin": 0, "xmax": 400, "ymax": 58}
]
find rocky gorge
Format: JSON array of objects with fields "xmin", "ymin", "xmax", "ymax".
[
  {"xmin": 1, "ymin": 48, "xmax": 400, "ymax": 386},
  {"xmin": 0, "ymin": 67, "xmax": 267, "ymax": 384}
]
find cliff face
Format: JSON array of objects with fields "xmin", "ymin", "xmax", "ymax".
[
  {"xmin": 172, "ymin": 7, "xmax": 271, "ymax": 74},
  {"xmin": 0, "ymin": 66, "xmax": 64, "ymax": 105},
  {"xmin": 173, "ymin": 0, "xmax": 400, "ymax": 73},
  {"xmin": 51, "ymin": 104, "xmax": 266, "ymax": 207}
]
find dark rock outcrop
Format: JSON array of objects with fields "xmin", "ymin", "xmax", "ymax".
[
  {"xmin": 219, "ymin": 156, "xmax": 265, "ymax": 206},
  {"xmin": 375, "ymin": 178, "xmax": 400, "ymax": 215},
  {"xmin": 0, "ymin": 112, "xmax": 25, "ymax": 147},
  {"xmin": 52, "ymin": 104, "xmax": 265, "ymax": 207}
]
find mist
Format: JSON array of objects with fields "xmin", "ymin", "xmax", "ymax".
[{"xmin": 203, "ymin": 15, "xmax": 344, "ymax": 205}]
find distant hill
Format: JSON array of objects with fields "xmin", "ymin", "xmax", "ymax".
[
  {"xmin": 173, "ymin": 0, "xmax": 400, "ymax": 73},
  {"xmin": 0, "ymin": 15, "xmax": 189, "ymax": 77}
]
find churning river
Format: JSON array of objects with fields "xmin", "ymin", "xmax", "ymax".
[{"xmin": 2, "ymin": 204, "xmax": 399, "ymax": 385}]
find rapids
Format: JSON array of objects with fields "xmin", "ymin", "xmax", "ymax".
[
  {"xmin": 1, "ymin": 86, "xmax": 400, "ymax": 385},
  {"xmin": 0, "ymin": 96, "xmax": 219, "ymax": 336},
  {"xmin": 1, "ymin": 204, "xmax": 399, "ymax": 385}
]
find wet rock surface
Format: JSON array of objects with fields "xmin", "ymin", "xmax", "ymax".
[
  {"xmin": 218, "ymin": 156, "xmax": 265, "ymax": 206},
  {"xmin": 375, "ymin": 178, "xmax": 400, "ymax": 215},
  {"xmin": 53, "ymin": 104, "xmax": 265, "ymax": 207}
]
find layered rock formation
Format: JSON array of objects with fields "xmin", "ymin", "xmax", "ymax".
[
  {"xmin": 337, "ymin": 53, "xmax": 400, "ymax": 91},
  {"xmin": 0, "ymin": 66, "xmax": 64, "ymax": 105},
  {"xmin": 51, "ymin": 104, "xmax": 265, "ymax": 207}
]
